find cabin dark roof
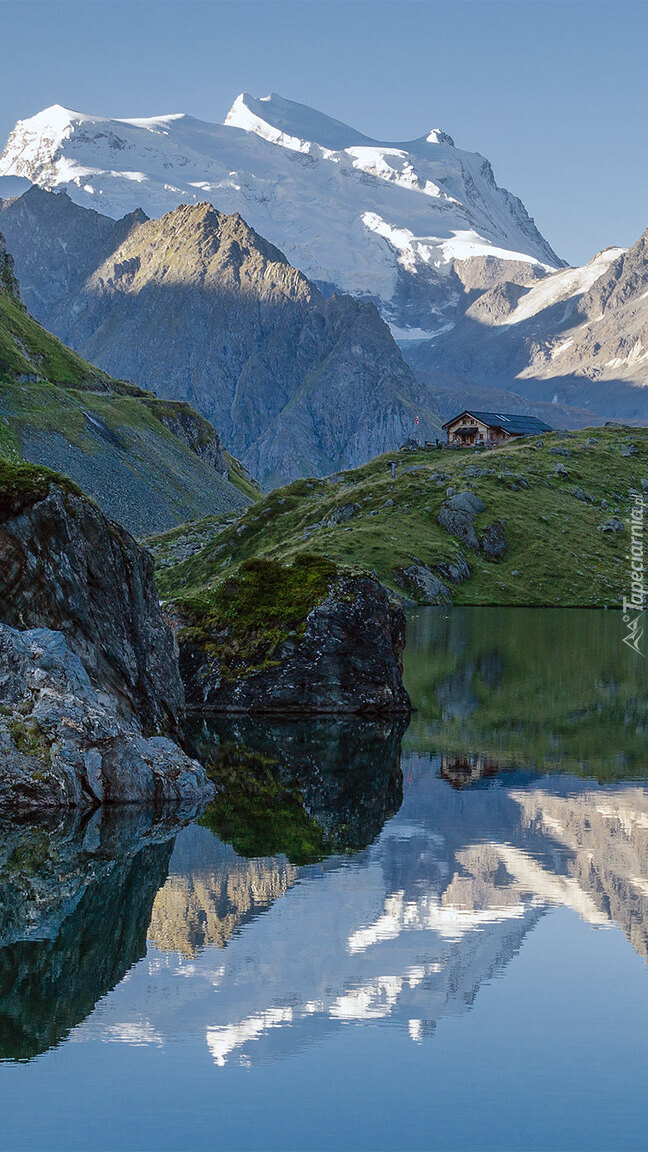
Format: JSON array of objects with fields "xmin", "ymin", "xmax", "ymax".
[{"xmin": 442, "ymin": 410, "xmax": 554, "ymax": 435}]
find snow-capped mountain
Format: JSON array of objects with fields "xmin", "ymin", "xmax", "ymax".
[
  {"xmin": 404, "ymin": 228, "xmax": 648, "ymax": 423},
  {"xmin": 0, "ymin": 93, "xmax": 563, "ymax": 334}
]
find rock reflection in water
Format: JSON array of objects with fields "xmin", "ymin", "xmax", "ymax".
[
  {"xmin": 147, "ymin": 715, "xmax": 405, "ymax": 956},
  {"xmin": 184, "ymin": 714, "xmax": 405, "ymax": 861},
  {"xmin": 0, "ymin": 805, "xmax": 198, "ymax": 1061}
]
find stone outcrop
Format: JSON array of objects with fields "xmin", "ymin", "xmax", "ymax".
[
  {"xmin": 480, "ymin": 519, "xmax": 508, "ymax": 560},
  {"xmin": 437, "ymin": 490, "xmax": 485, "ymax": 550},
  {"xmin": 178, "ymin": 571, "xmax": 411, "ymax": 715},
  {"xmin": 395, "ymin": 563, "xmax": 452, "ymax": 605},
  {"xmin": 0, "ymin": 228, "xmax": 21, "ymax": 300},
  {"xmin": 0, "ymin": 624, "xmax": 213, "ymax": 809},
  {"xmin": 0, "ymin": 463, "xmax": 217, "ymax": 809},
  {"xmin": 143, "ymin": 399, "xmax": 228, "ymax": 476},
  {"xmin": 0, "ymin": 472, "xmax": 184, "ymax": 734}
]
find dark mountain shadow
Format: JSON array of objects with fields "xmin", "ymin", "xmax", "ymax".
[{"xmin": 0, "ymin": 805, "xmax": 197, "ymax": 1061}]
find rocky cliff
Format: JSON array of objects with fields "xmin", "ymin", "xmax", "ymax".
[
  {"xmin": 0, "ymin": 462, "xmax": 184, "ymax": 733},
  {"xmin": 0, "ymin": 625, "xmax": 212, "ymax": 808},
  {"xmin": 171, "ymin": 555, "xmax": 411, "ymax": 715},
  {"xmin": 0, "ymin": 460, "xmax": 215, "ymax": 808},
  {"xmin": 0, "ymin": 191, "xmax": 441, "ymax": 486}
]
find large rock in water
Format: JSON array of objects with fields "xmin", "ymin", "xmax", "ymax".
[
  {"xmin": 0, "ymin": 461, "xmax": 214, "ymax": 809},
  {"xmin": 0, "ymin": 464, "xmax": 183, "ymax": 734},
  {"xmin": 0, "ymin": 625, "xmax": 213, "ymax": 809},
  {"xmin": 176, "ymin": 564, "xmax": 411, "ymax": 715}
]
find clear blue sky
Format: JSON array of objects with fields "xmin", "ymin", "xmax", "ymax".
[{"xmin": 0, "ymin": 0, "xmax": 646, "ymax": 265}]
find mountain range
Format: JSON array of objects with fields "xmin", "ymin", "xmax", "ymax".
[
  {"xmin": 0, "ymin": 92, "xmax": 561, "ymax": 336},
  {"xmin": 1, "ymin": 90, "xmax": 647, "ymax": 476},
  {"xmin": 0, "ymin": 187, "xmax": 440, "ymax": 486}
]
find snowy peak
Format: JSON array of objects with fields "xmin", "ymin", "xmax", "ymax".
[
  {"xmin": 0, "ymin": 91, "xmax": 563, "ymax": 333},
  {"xmin": 225, "ymin": 91, "xmax": 376, "ymax": 151},
  {"xmin": 225, "ymin": 92, "xmax": 457, "ymax": 155}
]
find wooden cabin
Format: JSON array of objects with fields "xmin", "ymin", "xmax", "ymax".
[{"xmin": 442, "ymin": 409, "xmax": 553, "ymax": 447}]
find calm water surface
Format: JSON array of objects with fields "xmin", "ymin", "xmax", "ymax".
[{"xmin": 1, "ymin": 608, "xmax": 647, "ymax": 1151}]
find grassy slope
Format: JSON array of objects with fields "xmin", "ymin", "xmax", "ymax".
[
  {"xmin": 0, "ymin": 290, "xmax": 125, "ymax": 392},
  {"xmin": 0, "ymin": 292, "xmax": 253, "ymax": 530},
  {"xmin": 154, "ymin": 426, "xmax": 648, "ymax": 608}
]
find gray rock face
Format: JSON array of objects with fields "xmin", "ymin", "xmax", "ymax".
[
  {"xmin": 396, "ymin": 564, "xmax": 451, "ymax": 605},
  {"xmin": 598, "ymin": 517, "xmax": 625, "ymax": 533},
  {"xmin": 571, "ymin": 486, "xmax": 593, "ymax": 503},
  {"xmin": 0, "ymin": 191, "xmax": 441, "ymax": 487},
  {"xmin": 404, "ymin": 228, "xmax": 648, "ymax": 427},
  {"xmin": 480, "ymin": 520, "xmax": 508, "ymax": 560},
  {"xmin": 0, "ymin": 625, "xmax": 214, "ymax": 810},
  {"xmin": 327, "ymin": 502, "xmax": 359, "ymax": 526},
  {"xmin": 437, "ymin": 490, "xmax": 485, "ymax": 550},
  {"xmin": 142, "ymin": 400, "xmax": 228, "ymax": 475},
  {"xmin": 0, "ymin": 480, "xmax": 183, "ymax": 735},
  {"xmin": 0, "ymin": 229, "xmax": 20, "ymax": 300},
  {"xmin": 179, "ymin": 573, "xmax": 411, "ymax": 715},
  {"xmin": 436, "ymin": 556, "xmax": 472, "ymax": 584}
]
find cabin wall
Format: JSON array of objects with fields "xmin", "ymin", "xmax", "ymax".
[
  {"xmin": 446, "ymin": 417, "xmax": 490, "ymax": 446},
  {"xmin": 445, "ymin": 417, "xmax": 513, "ymax": 447}
]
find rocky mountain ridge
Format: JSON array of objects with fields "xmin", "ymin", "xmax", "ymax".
[
  {"xmin": 0, "ymin": 222, "xmax": 251, "ymax": 533},
  {"xmin": 0, "ymin": 190, "xmax": 440, "ymax": 486},
  {"xmin": 403, "ymin": 229, "xmax": 648, "ymax": 423}
]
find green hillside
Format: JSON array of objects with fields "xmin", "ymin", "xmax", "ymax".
[
  {"xmin": 0, "ymin": 253, "xmax": 253, "ymax": 534},
  {"xmin": 152, "ymin": 426, "xmax": 648, "ymax": 608}
]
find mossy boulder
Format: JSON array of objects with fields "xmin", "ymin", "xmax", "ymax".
[{"xmin": 169, "ymin": 555, "xmax": 411, "ymax": 714}]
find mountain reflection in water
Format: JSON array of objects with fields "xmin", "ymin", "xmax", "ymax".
[{"xmin": 0, "ymin": 607, "xmax": 646, "ymax": 1134}]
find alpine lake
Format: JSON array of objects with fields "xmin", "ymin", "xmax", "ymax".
[{"xmin": 1, "ymin": 607, "xmax": 648, "ymax": 1151}]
